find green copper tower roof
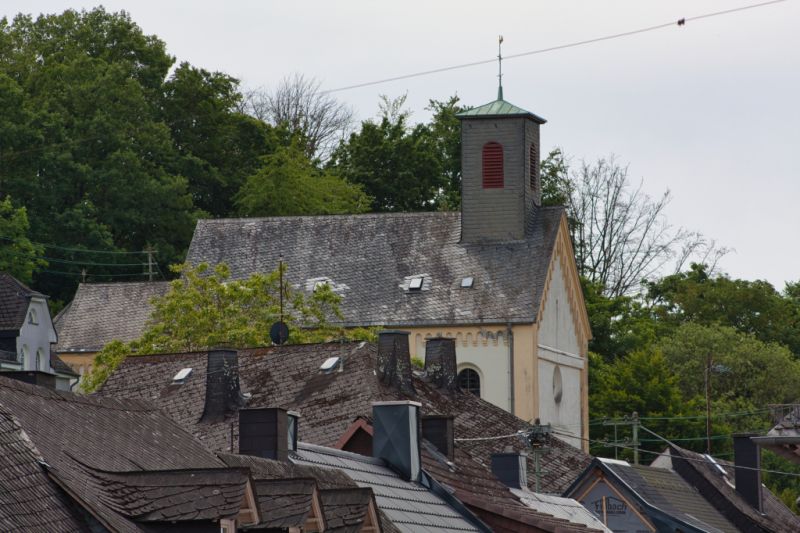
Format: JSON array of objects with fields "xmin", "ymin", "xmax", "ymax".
[{"xmin": 456, "ymin": 98, "xmax": 547, "ymax": 124}]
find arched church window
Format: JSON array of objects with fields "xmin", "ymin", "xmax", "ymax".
[
  {"xmin": 458, "ymin": 368, "xmax": 481, "ymax": 397},
  {"xmin": 36, "ymin": 349, "xmax": 45, "ymax": 371},
  {"xmin": 530, "ymin": 143, "xmax": 538, "ymax": 191},
  {"xmin": 482, "ymin": 142, "xmax": 504, "ymax": 188}
]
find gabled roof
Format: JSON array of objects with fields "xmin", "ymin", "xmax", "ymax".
[
  {"xmin": 0, "ymin": 375, "xmax": 255, "ymax": 531},
  {"xmin": 185, "ymin": 209, "xmax": 565, "ymax": 327},
  {"xmin": 455, "ymin": 98, "xmax": 547, "ymax": 124},
  {"xmin": 668, "ymin": 446, "xmax": 800, "ymax": 533},
  {"xmin": 0, "ymin": 273, "xmax": 44, "ymax": 332},
  {"xmin": 752, "ymin": 405, "xmax": 800, "ymax": 464},
  {"xmin": 54, "ymin": 281, "xmax": 169, "ymax": 352},
  {"xmin": 97, "ymin": 341, "xmax": 592, "ymax": 495}
]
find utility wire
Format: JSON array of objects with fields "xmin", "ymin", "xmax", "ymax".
[
  {"xmin": 323, "ymin": 0, "xmax": 789, "ymax": 94},
  {"xmin": 1, "ymin": 247, "xmax": 148, "ymax": 267},
  {"xmin": 0, "ymin": 235, "xmax": 149, "ymax": 255}
]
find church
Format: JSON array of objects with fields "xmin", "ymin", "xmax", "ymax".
[{"xmin": 185, "ymin": 89, "xmax": 592, "ymax": 450}]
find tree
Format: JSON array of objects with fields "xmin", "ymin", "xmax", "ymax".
[
  {"xmin": 0, "ymin": 197, "xmax": 45, "ymax": 282},
  {"xmin": 242, "ymin": 73, "xmax": 353, "ymax": 160},
  {"xmin": 328, "ymin": 98, "xmax": 444, "ymax": 212},
  {"xmin": 236, "ymin": 143, "xmax": 371, "ymax": 216},
  {"xmin": 425, "ymin": 96, "xmax": 464, "ymax": 210},
  {"xmin": 81, "ymin": 262, "xmax": 374, "ymax": 392}
]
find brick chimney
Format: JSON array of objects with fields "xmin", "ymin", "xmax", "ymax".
[
  {"xmin": 733, "ymin": 434, "xmax": 763, "ymax": 512},
  {"xmin": 491, "ymin": 449, "xmax": 528, "ymax": 489},
  {"xmin": 376, "ymin": 331, "xmax": 415, "ymax": 396},
  {"xmin": 424, "ymin": 337, "xmax": 458, "ymax": 392},
  {"xmin": 372, "ymin": 401, "xmax": 421, "ymax": 481},
  {"xmin": 238, "ymin": 407, "xmax": 300, "ymax": 461},
  {"xmin": 200, "ymin": 349, "xmax": 242, "ymax": 423},
  {"xmin": 422, "ymin": 415, "xmax": 455, "ymax": 461}
]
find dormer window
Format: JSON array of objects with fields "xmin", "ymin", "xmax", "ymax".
[
  {"xmin": 482, "ymin": 142, "xmax": 504, "ymax": 188},
  {"xmin": 28, "ymin": 309, "xmax": 38, "ymax": 325}
]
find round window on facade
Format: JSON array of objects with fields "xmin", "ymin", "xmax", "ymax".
[
  {"xmin": 553, "ymin": 365, "xmax": 563, "ymax": 404},
  {"xmin": 458, "ymin": 368, "xmax": 481, "ymax": 397}
]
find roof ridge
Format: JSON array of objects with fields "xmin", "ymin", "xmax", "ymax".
[
  {"xmin": 0, "ymin": 376, "xmax": 155, "ymax": 412},
  {"xmin": 198, "ymin": 211, "xmax": 461, "ymax": 224}
]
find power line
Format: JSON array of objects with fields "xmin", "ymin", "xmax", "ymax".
[
  {"xmin": 0, "ymin": 235, "xmax": 149, "ymax": 255},
  {"xmin": 39, "ymin": 268, "xmax": 154, "ymax": 279},
  {"xmin": 1, "ymin": 247, "xmax": 148, "ymax": 268},
  {"xmin": 323, "ymin": 0, "xmax": 789, "ymax": 94}
]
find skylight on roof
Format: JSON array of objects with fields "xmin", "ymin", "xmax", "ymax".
[
  {"xmin": 320, "ymin": 357, "xmax": 342, "ymax": 373},
  {"xmin": 461, "ymin": 277, "xmax": 474, "ymax": 288},
  {"xmin": 172, "ymin": 368, "xmax": 193, "ymax": 383},
  {"xmin": 409, "ymin": 277, "xmax": 424, "ymax": 291}
]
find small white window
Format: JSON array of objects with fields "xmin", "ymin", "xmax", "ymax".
[
  {"xmin": 320, "ymin": 357, "xmax": 341, "ymax": 373},
  {"xmin": 409, "ymin": 277, "xmax": 424, "ymax": 291},
  {"xmin": 172, "ymin": 368, "xmax": 193, "ymax": 383},
  {"xmin": 460, "ymin": 277, "xmax": 474, "ymax": 288},
  {"xmin": 28, "ymin": 309, "xmax": 38, "ymax": 325}
]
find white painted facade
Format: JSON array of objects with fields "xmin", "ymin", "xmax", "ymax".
[
  {"xmin": 15, "ymin": 297, "xmax": 56, "ymax": 373},
  {"xmin": 537, "ymin": 259, "xmax": 584, "ymax": 449}
]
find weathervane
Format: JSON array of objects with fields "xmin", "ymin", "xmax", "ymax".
[{"xmin": 497, "ymin": 35, "xmax": 504, "ymax": 100}]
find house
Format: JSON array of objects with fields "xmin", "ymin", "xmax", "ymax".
[
  {"xmin": 0, "ymin": 273, "xmax": 77, "ymax": 389},
  {"xmin": 53, "ymin": 281, "xmax": 170, "ymax": 376},
  {"xmin": 566, "ymin": 439, "xmax": 800, "ymax": 532},
  {"xmin": 97, "ymin": 333, "xmax": 606, "ymax": 532},
  {"xmin": 183, "ymin": 93, "xmax": 592, "ymax": 447},
  {"xmin": 752, "ymin": 404, "xmax": 800, "ymax": 465}
]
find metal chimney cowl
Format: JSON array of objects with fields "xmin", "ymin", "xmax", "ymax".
[
  {"xmin": 376, "ymin": 331, "xmax": 416, "ymax": 396},
  {"xmin": 424, "ymin": 337, "xmax": 458, "ymax": 392},
  {"xmin": 372, "ymin": 401, "xmax": 422, "ymax": 482}
]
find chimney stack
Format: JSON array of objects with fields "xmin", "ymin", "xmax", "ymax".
[
  {"xmin": 376, "ymin": 331, "xmax": 415, "ymax": 396},
  {"xmin": 372, "ymin": 401, "xmax": 421, "ymax": 481},
  {"xmin": 422, "ymin": 415, "xmax": 455, "ymax": 461},
  {"xmin": 733, "ymin": 434, "xmax": 763, "ymax": 512},
  {"xmin": 491, "ymin": 450, "xmax": 528, "ymax": 489},
  {"xmin": 238, "ymin": 408, "xmax": 300, "ymax": 461},
  {"xmin": 424, "ymin": 338, "xmax": 458, "ymax": 392},
  {"xmin": 200, "ymin": 349, "xmax": 242, "ymax": 423}
]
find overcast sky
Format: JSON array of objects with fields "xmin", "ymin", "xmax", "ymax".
[{"xmin": 5, "ymin": 1, "xmax": 799, "ymax": 288}]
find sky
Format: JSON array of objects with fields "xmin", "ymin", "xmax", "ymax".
[{"xmin": 4, "ymin": 1, "xmax": 800, "ymax": 289}]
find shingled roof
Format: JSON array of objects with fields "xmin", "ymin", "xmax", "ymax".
[
  {"xmin": 185, "ymin": 209, "xmax": 565, "ymax": 327},
  {"xmin": 0, "ymin": 273, "xmax": 44, "ymax": 332},
  {"xmin": 0, "ymin": 375, "xmax": 256, "ymax": 531},
  {"xmin": 54, "ymin": 281, "xmax": 169, "ymax": 352}
]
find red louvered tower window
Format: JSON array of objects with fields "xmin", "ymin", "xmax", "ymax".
[
  {"xmin": 482, "ymin": 142, "xmax": 504, "ymax": 188},
  {"xmin": 530, "ymin": 143, "xmax": 538, "ymax": 190}
]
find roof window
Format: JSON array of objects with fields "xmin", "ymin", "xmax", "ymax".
[
  {"xmin": 409, "ymin": 277, "xmax": 424, "ymax": 291},
  {"xmin": 460, "ymin": 277, "xmax": 474, "ymax": 288},
  {"xmin": 172, "ymin": 368, "xmax": 193, "ymax": 384},
  {"xmin": 320, "ymin": 357, "xmax": 342, "ymax": 374}
]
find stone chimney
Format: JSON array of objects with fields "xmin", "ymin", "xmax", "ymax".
[
  {"xmin": 372, "ymin": 401, "xmax": 422, "ymax": 481},
  {"xmin": 238, "ymin": 407, "xmax": 300, "ymax": 462},
  {"xmin": 422, "ymin": 415, "xmax": 455, "ymax": 461},
  {"xmin": 424, "ymin": 337, "xmax": 458, "ymax": 392},
  {"xmin": 733, "ymin": 434, "xmax": 763, "ymax": 512},
  {"xmin": 376, "ymin": 331, "xmax": 415, "ymax": 396},
  {"xmin": 491, "ymin": 449, "xmax": 528, "ymax": 489},
  {"xmin": 200, "ymin": 349, "xmax": 242, "ymax": 423}
]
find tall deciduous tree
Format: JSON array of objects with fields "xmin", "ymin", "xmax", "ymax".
[{"xmin": 0, "ymin": 197, "xmax": 45, "ymax": 283}]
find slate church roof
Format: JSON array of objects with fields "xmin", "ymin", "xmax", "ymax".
[
  {"xmin": 0, "ymin": 273, "xmax": 45, "ymax": 332},
  {"xmin": 54, "ymin": 281, "xmax": 170, "ymax": 353},
  {"xmin": 185, "ymin": 209, "xmax": 565, "ymax": 327}
]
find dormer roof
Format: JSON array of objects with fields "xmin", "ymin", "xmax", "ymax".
[{"xmin": 0, "ymin": 273, "xmax": 45, "ymax": 332}]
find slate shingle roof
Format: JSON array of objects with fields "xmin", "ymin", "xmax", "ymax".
[
  {"xmin": 320, "ymin": 488, "xmax": 379, "ymax": 533},
  {"xmin": 54, "ymin": 281, "xmax": 169, "ymax": 352},
  {"xmin": 185, "ymin": 209, "xmax": 565, "ymax": 327},
  {"xmin": 0, "ymin": 273, "xmax": 43, "ymax": 332},
  {"xmin": 0, "ymin": 375, "xmax": 251, "ymax": 532},
  {"xmin": 0, "ymin": 404, "xmax": 88, "ymax": 532},
  {"xmin": 669, "ymin": 446, "xmax": 800, "ymax": 533},
  {"xmin": 97, "ymin": 342, "xmax": 592, "ymax": 496}
]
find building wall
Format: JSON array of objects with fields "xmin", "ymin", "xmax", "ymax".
[
  {"xmin": 58, "ymin": 352, "xmax": 95, "ymax": 378},
  {"xmin": 16, "ymin": 297, "xmax": 56, "ymax": 372},
  {"xmin": 537, "ymin": 256, "xmax": 587, "ymax": 450},
  {"xmin": 410, "ymin": 327, "xmax": 511, "ymax": 412}
]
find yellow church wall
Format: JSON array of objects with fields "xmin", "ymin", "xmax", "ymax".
[{"xmin": 57, "ymin": 352, "xmax": 96, "ymax": 378}]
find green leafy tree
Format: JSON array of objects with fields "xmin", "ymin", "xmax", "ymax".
[
  {"xmin": 0, "ymin": 197, "xmax": 45, "ymax": 282},
  {"xmin": 81, "ymin": 262, "xmax": 374, "ymax": 392},
  {"xmin": 236, "ymin": 143, "xmax": 371, "ymax": 216},
  {"xmin": 425, "ymin": 96, "xmax": 464, "ymax": 210}
]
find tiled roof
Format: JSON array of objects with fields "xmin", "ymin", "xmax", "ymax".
[
  {"xmin": 669, "ymin": 446, "xmax": 800, "ymax": 533},
  {"xmin": 294, "ymin": 442, "xmax": 482, "ymax": 533},
  {"xmin": 97, "ymin": 341, "xmax": 592, "ymax": 496},
  {"xmin": 601, "ymin": 459, "xmax": 737, "ymax": 532},
  {"xmin": 54, "ymin": 281, "xmax": 169, "ymax": 352},
  {"xmin": 0, "ymin": 375, "xmax": 250, "ymax": 531},
  {"xmin": 510, "ymin": 491, "xmax": 611, "ymax": 532},
  {"xmin": 753, "ymin": 405, "xmax": 800, "ymax": 464},
  {"xmin": 0, "ymin": 273, "xmax": 42, "ymax": 331},
  {"xmin": 250, "ymin": 477, "xmax": 319, "ymax": 530},
  {"xmin": 321, "ymin": 488, "xmax": 379, "ymax": 533},
  {"xmin": 0, "ymin": 405, "xmax": 88, "ymax": 532},
  {"xmin": 185, "ymin": 209, "xmax": 564, "ymax": 327}
]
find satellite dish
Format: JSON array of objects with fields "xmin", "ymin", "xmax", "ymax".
[{"xmin": 270, "ymin": 321, "xmax": 289, "ymax": 345}]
